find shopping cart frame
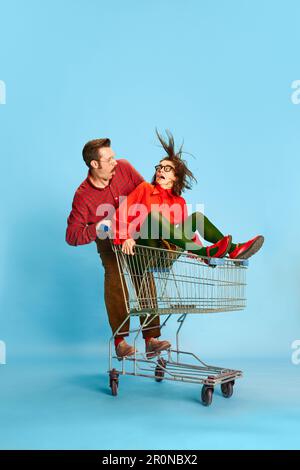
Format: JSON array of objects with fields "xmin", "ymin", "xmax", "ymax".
[{"xmin": 108, "ymin": 242, "xmax": 248, "ymax": 406}]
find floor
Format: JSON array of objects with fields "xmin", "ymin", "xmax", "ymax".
[{"xmin": 0, "ymin": 353, "xmax": 299, "ymax": 450}]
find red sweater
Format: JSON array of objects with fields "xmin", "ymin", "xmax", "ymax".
[
  {"xmin": 113, "ymin": 181, "xmax": 202, "ymax": 246},
  {"xmin": 66, "ymin": 159, "xmax": 144, "ymax": 246}
]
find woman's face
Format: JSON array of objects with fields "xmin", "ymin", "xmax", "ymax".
[{"xmin": 155, "ymin": 159, "xmax": 177, "ymax": 189}]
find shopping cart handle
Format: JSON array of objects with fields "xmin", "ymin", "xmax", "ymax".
[
  {"xmin": 208, "ymin": 258, "xmax": 249, "ymax": 267},
  {"xmin": 233, "ymin": 259, "xmax": 249, "ymax": 267},
  {"xmin": 207, "ymin": 258, "xmax": 225, "ymax": 266}
]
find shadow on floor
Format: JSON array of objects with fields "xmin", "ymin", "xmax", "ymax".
[{"xmin": 69, "ymin": 373, "xmax": 111, "ymax": 396}]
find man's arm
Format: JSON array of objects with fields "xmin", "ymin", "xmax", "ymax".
[
  {"xmin": 125, "ymin": 160, "xmax": 144, "ymax": 187},
  {"xmin": 113, "ymin": 181, "xmax": 148, "ymax": 244},
  {"xmin": 66, "ymin": 194, "xmax": 98, "ymax": 246}
]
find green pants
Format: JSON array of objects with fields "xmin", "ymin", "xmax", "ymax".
[{"xmin": 136, "ymin": 211, "xmax": 226, "ymax": 256}]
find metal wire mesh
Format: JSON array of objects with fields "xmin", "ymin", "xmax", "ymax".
[{"xmin": 112, "ymin": 244, "xmax": 247, "ymax": 315}]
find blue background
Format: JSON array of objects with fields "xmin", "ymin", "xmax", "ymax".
[{"xmin": 0, "ymin": 0, "xmax": 299, "ymax": 450}]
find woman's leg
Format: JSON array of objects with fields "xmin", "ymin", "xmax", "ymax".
[
  {"xmin": 137, "ymin": 211, "xmax": 263, "ymax": 260},
  {"xmin": 177, "ymin": 212, "xmax": 242, "ymax": 252},
  {"xmin": 177, "ymin": 212, "xmax": 223, "ymax": 242},
  {"xmin": 176, "ymin": 212, "xmax": 264, "ymax": 257},
  {"xmin": 137, "ymin": 211, "xmax": 222, "ymax": 256}
]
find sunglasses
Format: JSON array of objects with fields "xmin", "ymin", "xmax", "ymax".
[{"xmin": 155, "ymin": 164, "xmax": 175, "ymax": 173}]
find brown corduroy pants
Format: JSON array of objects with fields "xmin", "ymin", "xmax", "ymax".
[{"xmin": 96, "ymin": 238, "xmax": 161, "ymax": 339}]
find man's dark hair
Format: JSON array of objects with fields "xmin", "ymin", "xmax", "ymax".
[
  {"xmin": 151, "ymin": 129, "xmax": 197, "ymax": 196},
  {"xmin": 82, "ymin": 138, "xmax": 111, "ymax": 168}
]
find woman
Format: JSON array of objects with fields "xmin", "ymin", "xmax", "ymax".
[
  {"xmin": 113, "ymin": 130, "xmax": 264, "ymax": 260},
  {"xmin": 111, "ymin": 130, "xmax": 264, "ymax": 359}
]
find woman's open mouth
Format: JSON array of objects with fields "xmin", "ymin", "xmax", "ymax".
[{"xmin": 157, "ymin": 175, "xmax": 165, "ymax": 180}]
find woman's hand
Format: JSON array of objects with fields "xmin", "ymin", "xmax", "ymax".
[{"xmin": 122, "ymin": 238, "xmax": 136, "ymax": 255}]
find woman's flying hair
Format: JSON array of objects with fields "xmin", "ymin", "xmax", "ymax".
[{"xmin": 151, "ymin": 129, "xmax": 197, "ymax": 196}]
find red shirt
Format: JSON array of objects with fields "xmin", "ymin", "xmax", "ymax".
[
  {"xmin": 113, "ymin": 181, "xmax": 202, "ymax": 245},
  {"xmin": 66, "ymin": 159, "xmax": 144, "ymax": 246}
]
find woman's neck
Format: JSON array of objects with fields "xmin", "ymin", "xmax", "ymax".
[{"xmin": 156, "ymin": 181, "xmax": 173, "ymax": 191}]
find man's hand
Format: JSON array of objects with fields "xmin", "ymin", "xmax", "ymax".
[
  {"xmin": 97, "ymin": 219, "xmax": 112, "ymax": 231},
  {"xmin": 122, "ymin": 238, "xmax": 136, "ymax": 255},
  {"xmin": 96, "ymin": 219, "xmax": 112, "ymax": 238}
]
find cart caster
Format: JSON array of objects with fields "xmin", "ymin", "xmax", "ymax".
[
  {"xmin": 201, "ymin": 385, "xmax": 214, "ymax": 406},
  {"xmin": 221, "ymin": 381, "xmax": 234, "ymax": 398},
  {"xmin": 109, "ymin": 368, "xmax": 119, "ymax": 396},
  {"xmin": 155, "ymin": 358, "xmax": 166, "ymax": 382}
]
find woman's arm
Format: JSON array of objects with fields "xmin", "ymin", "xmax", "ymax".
[{"xmin": 113, "ymin": 181, "xmax": 150, "ymax": 245}]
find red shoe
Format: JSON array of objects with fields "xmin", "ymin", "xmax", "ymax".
[
  {"xmin": 206, "ymin": 235, "xmax": 232, "ymax": 258},
  {"xmin": 229, "ymin": 235, "xmax": 264, "ymax": 260}
]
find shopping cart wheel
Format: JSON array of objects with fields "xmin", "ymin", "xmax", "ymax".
[
  {"xmin": 155, "ymin": 358, "xmax": 166, "ymax": 382},
  {"xmin": 109, "ymin": 369, "xmax": 119, "ymax": 396},
  {"xmin": 221, "ymin": 381, "xmax": 234, "ymax": 398},
  {"xmin": 201, "ymin": 385, "xmax": 214, "ymax": 406},
  {"xmin": 111, "ymin": 379, "xmax": 118, "ymax": 396}
]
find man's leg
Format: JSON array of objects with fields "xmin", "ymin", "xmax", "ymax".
[
  {"xmin": 133, "ymin": 264, "xmax": 170, "ymax": 356},
  {"xmin": 97, "ymin": 238, "xmax": 130, "ymax": 338},
  {"xmin": 97, "ymin": 237, "xmax": 162, "ymax": 355},
  {"xmin": 124, "ymin": 247, "xmax": 161, "ymax": 339}
]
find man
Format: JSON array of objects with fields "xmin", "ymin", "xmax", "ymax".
[{"xmin": 66, "ymin": 138, "xmax": 171, "ymax": 358}]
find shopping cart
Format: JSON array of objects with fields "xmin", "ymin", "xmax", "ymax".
[{"xmin": 108, "ymin": 242, "xmax": 248, "ymax": 406}]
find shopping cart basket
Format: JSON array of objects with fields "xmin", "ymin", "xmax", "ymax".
[{"xmin": 108, "ymin": 243, "xmax": 248, "ymax": 406}]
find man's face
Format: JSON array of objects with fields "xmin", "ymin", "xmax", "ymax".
[{"xmin": 91, "ymin": 147, "xmax": 118, "ymax": 180}]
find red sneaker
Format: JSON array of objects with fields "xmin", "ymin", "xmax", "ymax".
[
  {"xmin": 229, "ymin": 235, "xmax": 264, "ymax": 260},
  {"xmin": 206, "ymin": 235, "xmax": 232, "ymax": 258}
]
